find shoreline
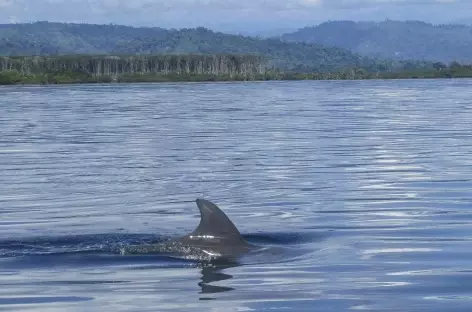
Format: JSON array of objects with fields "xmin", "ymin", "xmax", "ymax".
[
  {"xmin": 2, "ymin": 70, "xmax": 472, "ymax": 86},
  {"xmin": 2, "ymin": 74, "xmax": 472, "ymax": 86},
  {"xmin": 2, "ymin": 55, "xmax": 471, "ymax": 85}
]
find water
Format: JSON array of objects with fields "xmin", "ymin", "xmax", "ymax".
[{"xmin": 1, "ymin": 79, "xmax": 472, "ymax": 311}]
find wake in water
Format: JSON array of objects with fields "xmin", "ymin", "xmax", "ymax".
[{"xmin": 0, "ymin": 231, "xmax": 318, "ymax": 270}]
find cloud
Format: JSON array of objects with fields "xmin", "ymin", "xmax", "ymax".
[
  {"xmin": 85, "ymin": 0, "xmax": 324, "ymax": 11},
  {"xmin": 0, "ymin": 0, "xmax": 470, "ymax": 31},
  {"xmin": 0, "ymin": 0, "xmax": 466, "ymax": 13},
  {"xmin": 0, "ymin": 0, "xmax": 15, "ymax": 8}
]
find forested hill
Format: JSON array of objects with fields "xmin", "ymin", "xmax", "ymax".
[
  {"xmin": 0, "ymin": 21, "xmax": 428, "ymax": 72},
  {"xmin": 280, "ymin": 20, "xmax": 472, "ymax": 63}
]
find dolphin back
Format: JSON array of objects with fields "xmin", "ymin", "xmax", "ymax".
[
  {"xmin": 186, "ymin": 198, "xmax": 245, "ymax": 242},
  {"xmin": 122, "ymin": 198, "xmax": 253, "ymax": 260}
]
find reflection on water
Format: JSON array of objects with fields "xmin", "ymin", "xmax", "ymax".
[
  {"xmin": 1, "ymin": 79, "xmax": 472, "ymax": 311},
  {"xmin": 199, "ymin": 263, "xmax": 236, "ymax": 297}
]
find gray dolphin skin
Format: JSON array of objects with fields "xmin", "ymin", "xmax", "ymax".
[{"xmin": 120, "ymin": 198, "xmax": 255, "ymax": 260}]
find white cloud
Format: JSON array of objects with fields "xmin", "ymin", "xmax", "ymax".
[
  {"xmin": 0, "ymin": 0, "xmax": 14, "ymax": 8},
  {"xmin": 0, "ymin": 0, "xmax": 470, "ymax": 32},
  {"xmin": 7, "ymin": 15, "xmax": 18, "ymax": 23},
  {"xmin": 0, "ymin": 0, "xmax": 467, "ymax": 12}
]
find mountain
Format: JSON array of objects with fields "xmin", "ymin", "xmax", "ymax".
[
  {"xmin": 453, "ymin": 18, "xmax": 472, "ymax": 26},
  {"xmin": 0, "ymin": 21, "xmax": 428, "ymax": 73},
  {"xmin": 229, "ymin": 27, "xmax": 300, "ymax": 38},
  {"xmin": 280, "ymin": 20, "xmax": 472, "ymax": 63}
]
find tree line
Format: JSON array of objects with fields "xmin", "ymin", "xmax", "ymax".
[
  {"xmin": 0, "ymin": 54, "xmax": 266, "ymax": 77},
  {"xmin": 1, "ymin": 54, "xmax": 471, "ymax": 85},
  {"xmin": 0, "ymin": 54, "xmax": 269, "ymax": 84}
]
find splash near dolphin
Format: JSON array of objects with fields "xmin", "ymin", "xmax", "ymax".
[{"xmin": 120, "ymin": 198, "xmax": 256, "ymax": 261}]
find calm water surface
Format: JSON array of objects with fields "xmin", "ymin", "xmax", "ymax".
[{"xmin": 1, "ymin": 79, "xmax": 472, "ymax": 311}]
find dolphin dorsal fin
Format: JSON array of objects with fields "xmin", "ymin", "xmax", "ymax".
[{"xmin": 189, "ymin": 198, "xmax": 243, "ymax": 240}]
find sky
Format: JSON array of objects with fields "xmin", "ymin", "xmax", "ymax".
[{"xmin": 0, "ymin": 0, "xmax": 471, "ymax": 35}]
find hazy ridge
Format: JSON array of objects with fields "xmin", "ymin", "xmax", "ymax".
[{"xmin": 280, "ymin": 20, "xmax": 472, "ymax": 63}]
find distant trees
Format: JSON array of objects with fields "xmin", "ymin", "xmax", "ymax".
[
  {"xmin": 433, "ymin": 62, "xmax": 447, "ymax": 71},
  {"xmin": 0, "ymin": 54, "xmax": 267, "ymax": 79},
  {"xmin": 0, "ymin": 54, "xmax": 273, "ymax": 84},
  {"xmin": 1, "ymin": 54, "xmax": 471, "ymax": 85}
]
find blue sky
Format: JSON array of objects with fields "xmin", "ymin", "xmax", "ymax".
[{"xmin": 0, "ymin": 0, "xmax": 471, "ymax": 34}]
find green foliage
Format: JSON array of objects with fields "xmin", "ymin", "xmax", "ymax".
[
  {"xmin": 281, "ymin": 20, "xmax": 472, "ymax": 63},
  {"xmin": 0, "ymin": 54, "xmax": 266, "ymax": 79},
  {"xmin": 1, "ymin": 55, "xmax": 471, "ymax": 85},
  {"xmin": 376, "ymin": 63, "xmax": 472, "ymax": 79},
  {"xmin": 0, "ymin": 70, "xmax": 23, "ymax": 84},
  {"xmin": 0, "ymin": 54, "xmax": 267, "ymax": 84}
]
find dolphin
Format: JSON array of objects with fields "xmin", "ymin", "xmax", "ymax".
[{"xmin": 120, "ymin": 198, "xmax": 256, "ymax": 261}]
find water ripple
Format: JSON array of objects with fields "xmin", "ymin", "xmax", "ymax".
[{"xmin": 1, "ymin": 80, "xmax": 472, "ymax": 311}]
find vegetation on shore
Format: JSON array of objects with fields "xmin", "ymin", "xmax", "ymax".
[
  {"xmin": 0, "ymin": 54, "xmax": 266, "ymax": 84},
  {"xmin": 1, "ymin": 55, "xmax": 470, "ymax": 85},
  {"xmin": 0, "ymin": 54, "xmax": 269, "ymax": 84}
]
